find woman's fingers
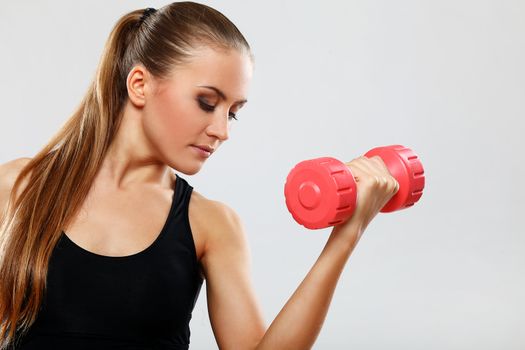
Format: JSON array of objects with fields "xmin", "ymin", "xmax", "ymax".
[{"xmin": 338, "ymin": 156, "xmax": 400, "ymax": 234}]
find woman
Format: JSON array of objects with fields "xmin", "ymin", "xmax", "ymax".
[{"xmin": 0, "ymin": 2, "xmax": 398, "ymax": 349}]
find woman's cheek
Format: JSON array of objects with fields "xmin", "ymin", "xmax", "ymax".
[{"xmin": 141, "ymin": 106, "xmax": 175, "ymax": 155}]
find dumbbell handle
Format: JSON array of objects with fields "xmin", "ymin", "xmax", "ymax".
[{"xmin": 284, "ymin": 145, "xmax": 425, "ymax": 229}]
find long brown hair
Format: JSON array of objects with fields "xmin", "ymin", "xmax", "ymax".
[{"xmin": 0, "ymin": 2, "xmax": 252, "ymax": 348}]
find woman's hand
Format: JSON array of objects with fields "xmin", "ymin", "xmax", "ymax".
[{"xmin": 331, "ymin": 155, "xmax": 400, "ymax": 245}]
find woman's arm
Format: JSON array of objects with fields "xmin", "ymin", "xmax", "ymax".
[
  {"xmin": 202, "ymin": 156, "xmax": 399, "ymax": 349},
  {"xmin": 254, "ymin": 224, "xmax": 361, "ymax": 349}
]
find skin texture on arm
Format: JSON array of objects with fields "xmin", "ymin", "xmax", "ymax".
[
  {"xmin": 198, "ymin": 199, "xmax": 266, "ymax": 349},
  {"xmin": 202, "ymin": 156, "xmax": 399, "ymax": 349}
]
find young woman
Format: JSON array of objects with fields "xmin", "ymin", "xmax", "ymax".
[{"xmin": 0, "ymin": 2, "xmax": 398, "ymax": 349}]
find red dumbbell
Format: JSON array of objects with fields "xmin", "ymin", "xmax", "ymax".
[{"xmin": 284, "ymin": 145, "xmax": 425, "ymax": 229}]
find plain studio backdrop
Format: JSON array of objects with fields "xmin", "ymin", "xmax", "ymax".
[{"xmin": 1, "ymin": 1, "xmax": 523, "ymax": 349}]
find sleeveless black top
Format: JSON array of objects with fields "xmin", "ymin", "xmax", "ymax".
[{"xmin": 15, "ymin": 174, "xmax": 203, "ymax": 350}]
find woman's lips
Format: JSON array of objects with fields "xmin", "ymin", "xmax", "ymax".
[{"xmin": 191, "ymin": 145, "xmax": 212, "ymax": 158}]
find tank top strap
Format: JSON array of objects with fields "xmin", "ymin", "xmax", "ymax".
[
  {"xmin": 158, "ymin": 173, "xmax": 200, "ymax": 274},
  {"xmin": 171, "ymin": 173, "xmax": 194, "ymax": 231}
]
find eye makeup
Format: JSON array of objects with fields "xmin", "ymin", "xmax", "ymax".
[{"xmin": 197, "ymin": 97, "xmax": 238, "ymax": 121}]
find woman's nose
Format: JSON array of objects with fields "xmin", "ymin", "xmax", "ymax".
[{"xmin": 205, "ymin": 111, "xmax": 230, "ymax": 141}]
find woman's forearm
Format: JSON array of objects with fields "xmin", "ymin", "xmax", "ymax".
[{"xmin": 255, "ymin": 224, "xmax": 362, "ymax": 350}]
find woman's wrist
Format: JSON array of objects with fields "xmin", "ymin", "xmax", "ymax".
[{"xmin": 325, "ymin": 222, "xmax": 364, "ymax": 257}]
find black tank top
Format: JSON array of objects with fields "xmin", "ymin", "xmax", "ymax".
[{"xmin": 15, "ymin": 174, "xmax": 203, "ymax": 350}]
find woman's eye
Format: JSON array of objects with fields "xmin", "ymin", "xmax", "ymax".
[
  {"xmin": 198, "ymin": 97, "xmax": 238, "ymax": 121},
  {"xmin": 198, "ymin": 98, "xmax": 215, "ymax": 112}
]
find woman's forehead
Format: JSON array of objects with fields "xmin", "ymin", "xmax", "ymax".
[
  {"xmin": 177, "ymin": 46, "xmax": 252, "ymax": 77},
  {"xmin": 165, "ymin": 47, "xmax": 253, "ymax": 99}
]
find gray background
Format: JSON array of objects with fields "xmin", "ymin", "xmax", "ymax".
[{"xmin": 1, "ymin": 1, "xmax": 524, "ymax": 349}]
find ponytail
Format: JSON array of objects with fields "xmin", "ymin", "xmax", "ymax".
[{"xmin": 0, "ymin": 10, "xmax": 145, "ymax": 349}]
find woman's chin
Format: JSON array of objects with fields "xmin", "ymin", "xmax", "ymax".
[{"xmin": 176, "ymin": 162, "xmax": 204, "ymax": 176}]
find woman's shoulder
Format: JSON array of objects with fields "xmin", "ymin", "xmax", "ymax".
[
  {"xmin": 190, "ymin": 190, "xmax": 241, "ymax": 222},
  {"xmin": 0, "ymin": 157, "xmax": 32, "ymax": 174},
  {"xmin": 0, "ymin": 157, "xmax": 33, "ymax": 221},
  {"xmin": 189, "ymin": 190, "xmax": 243, "ymax": 235},
  {"xmin": 188, "ymin": 189, "xmax": 247, "ymax": 261},
  {"xmin": 0, "ymin": 157, "xmax": 33, "ymax": 193}
]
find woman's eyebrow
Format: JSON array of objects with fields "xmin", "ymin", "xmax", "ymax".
[{"xmin": 198, "ymin": 85, "xmax": 248, "ymax": 104}]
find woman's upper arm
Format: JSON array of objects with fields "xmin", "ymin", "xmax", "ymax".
[{"xmin": 199, "ymin": 200, "xmax": 266, "ymax": 349}]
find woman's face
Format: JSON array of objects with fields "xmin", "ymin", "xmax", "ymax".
[{"xmin": 143, "ymin": 46, "xmax": 253, "ymax": 175}]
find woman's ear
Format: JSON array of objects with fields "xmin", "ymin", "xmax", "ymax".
[{"xmin": 126, "ymin": 65, "xmax": 148, "ymax": 108}]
